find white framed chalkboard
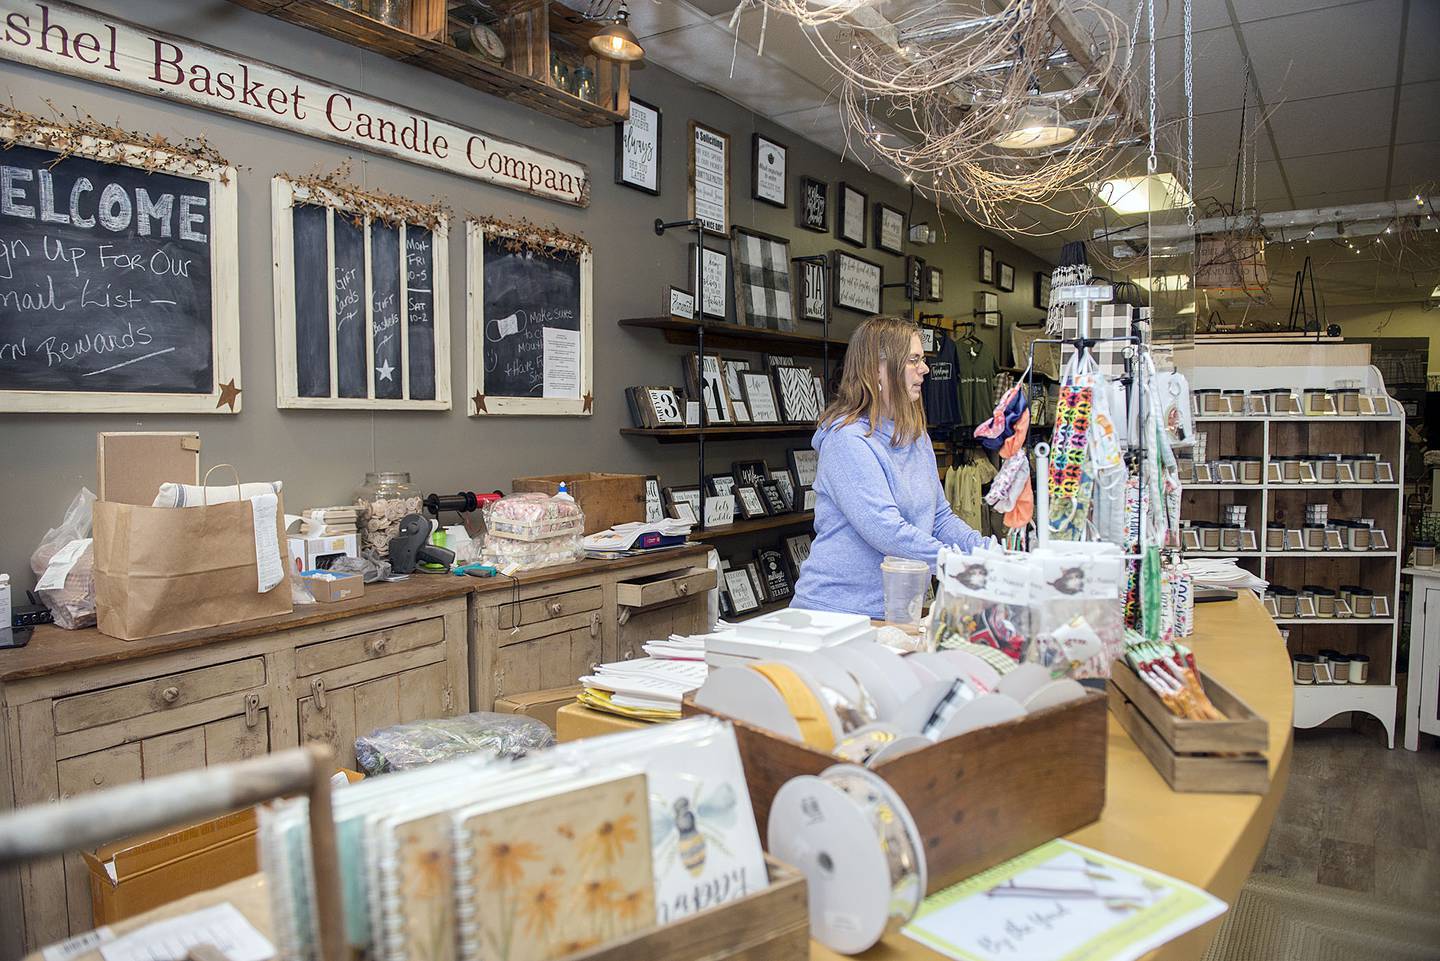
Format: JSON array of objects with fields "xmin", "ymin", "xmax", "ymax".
[
  {"xmin": 466, "ymin": 220, "xmax": 593, "ymax": 416},
  {"xmin": 271, "ymin": 177, "xmax": 451, "ymax": 410},
  {"xmin": 0, "ymin": 123, "xmax": 240, "ymax": 413}
]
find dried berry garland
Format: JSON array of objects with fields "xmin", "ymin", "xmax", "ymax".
[
  {"xmin": 280, "ymin": 161, "xmax": 448, "ymax": 230},
  {"xmin": 472, "ymin": 215, "xmax": 589, "ymax": 260},
  {"xmin": 0, "ymin": 101, "xmax": 234, "ymax": 180}
]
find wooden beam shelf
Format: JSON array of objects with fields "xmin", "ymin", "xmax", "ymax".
[
  {"xmin": 620, "ymin": 426, "xmax": 816, "ymax": 444},
  {"xmin": 691, "ymin": 512, "xmax": 814, "ymax": 543},
  {"xmin": 229, "ymin": 0, "xmax": 629, "ymax": 128},
  {"xmin": 618, "ymin": 317, "xmax": 848, "ymax": 358}
]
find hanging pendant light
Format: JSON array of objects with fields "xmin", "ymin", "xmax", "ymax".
[
  {"xmin": 589, "ymin": 2, "xmax": 644, "ymax": 62},
  {"xmin": 992, "ymin": 100, "xmax": 1077, "ymax": 150}
]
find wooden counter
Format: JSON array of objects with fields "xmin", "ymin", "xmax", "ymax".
[{"xmin": 813, "ymin": 591, "xmax": 1294, "ymax": 961}]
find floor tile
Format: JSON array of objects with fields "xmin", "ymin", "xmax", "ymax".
[
  {"xmin": 1316, "ymin": 838, "xmax": 1375, "ymax": 893},
  {"xmin": 1371, "ymin": 844, "xmax": 1440, "ymax": 910},
  {"xmin": 1258, "ymin": 822, "xmax": 1321, "ymax": 883}
]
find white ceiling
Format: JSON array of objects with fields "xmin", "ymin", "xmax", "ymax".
[{"xmin": 621, "ymin": 0, "xmax": 1438, "ymax": 268}]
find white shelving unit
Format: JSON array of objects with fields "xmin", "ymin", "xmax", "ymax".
[{"xmin": 1188, "ymin": 361, "xmax": 1404, "ymax": 748}]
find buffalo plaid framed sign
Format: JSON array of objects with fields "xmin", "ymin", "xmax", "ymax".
[{"xmin": 731, "ymin": 225, "xmax": 795, "ymax": 331}]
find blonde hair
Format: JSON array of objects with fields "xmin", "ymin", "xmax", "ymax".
[{"xmin": 819, "ymin": 315, "xmax": 927, "ymax": 447}]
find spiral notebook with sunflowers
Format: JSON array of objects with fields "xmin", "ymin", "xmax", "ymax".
[{"xmin": 452, "ymin": 770, "xmax": 655, "ymax": 961}]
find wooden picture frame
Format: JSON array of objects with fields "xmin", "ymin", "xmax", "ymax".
[
  {"xmin": 745, "ymin": 560, "xmax": 767, "ymax": 602},
  {"xmin": 667, "ymin": 286, "xmax": 695, "ymax": 320},
  {"xmin": 741, "ymin": 371, "xmax": 781, "ymax": 424},
  {"xmin": 752, "ymin": 133, "xmax": 788, "ymax": 208},
  {"xmin": 980, "ymin": 245, "xmax": 996, "ymax": 285},
  {"xmin": 773, "ymin": 365, "xmax": 822, "ymax": 422},
  {"xmin": 905, "ymin": 255, "xmax": 927, "ymax": 301},
  {"xmin": 689, "ymin": 121, "xmax": 731, "ymax": 235},
  {"xmin": 724, "ymin": 568, "xmax": 760, "ymax": 613},
  {"xmin": 731, "ymin": 225, "xmax": 795, "ymax": 331},
  {"xmin": 641, "ymin": 386, "xmax": 685, "ymax": 426},
  {"xmin": 771, "ymin": 468, "xmax": 798, "ymax": 512},
  {"xmin": 665, "ymin": 485, "xmax": 703, "ymax": 521},
  {"xmin": 735, "ymin": 485, "xmax": 768, "ymax": 520},
  {"xmin": 758, "ymin": 481, "xmax": 788, "ymax": 516},
  {"xmin": 794, "ymin": 256, "xmax": 829, "ymax": 323},
  {"xmin": 798, "ymin": 176, "xmax": 828, "ymax": 232},
  {"xmin": 687, "ymin": 353, "xmax": 734, "ymax": 424},
  {"xmin": 615, "ymin": 96, "xmax": 661, "ymax": 195},
  {"xmin": 690, "ymin": 243, "xmax": 730, "ymax": 321},
  {"xmin": 836, "ymin": 182, "xmax": 868, "ymax": 247},
  {"xmin": 875, "ymin": 202, "xmax": 905, "ymax": 255},
  {"xmin": 755, "ymin": 546, "xmax": 793, "ymax": 602},
  {"xmin": 1035, "ymin": 272, "xmax": 1052, "ymax": 310},
  {"xmin": 998, "ymin": 261, "xmax": 1015, "ymax": 292},
  {"xmin": 926, "ymin": 266, "xmax": 944, "ymax": 303},
  {"xmin": 704, "ymin": 493, "xmax": 736, "ymax": 527},
  {"xmin": 733, "ymin": 459, "xmax": 772, "ymax": 490},
  {"xmin": 644, "ymin": 475, "xmax": 664, "ymax": 523},
  {"xmin": 783, "ymin": 532, "xmax": 813, "ymax": 579},
  {"xmin": 466, "ymin": 219, "xmax": 592, "ymax": 416},
  {"xmin": 707, "ymin": 473, "xmax": 737, "ymax": 498},
  {"xmin": 722, "ymin": 357, "xmax": 751, "ymax": 422},
  {"xmin": 0, "ymin": 122, "xmax": 242, "ymax": 414},
  {"xmin": 832, "ymin": 250, "xmax": 883, "ymax": 314},
  {"xmin": 788, "ymin": 447, "xmax": 819, "ymax": 487}
]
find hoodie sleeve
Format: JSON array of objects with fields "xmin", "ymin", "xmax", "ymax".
[
  {"xmin": 934, "ymin": 496, "xmax": 984, "ymax": 552},
  {"xmin": 821, "ymin": 429, "xmax": 951, "ymax": 564}
]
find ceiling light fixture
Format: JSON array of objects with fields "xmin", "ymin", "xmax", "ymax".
[
  {"xmin": 992, "ymin": 100, "xmax": 1077, "ymax": 150},
  {"xmin": 1092, "ymin": 173, "xmax": 1193, "ymax": 216},
  {"xmin": 584, "ymin": 0, "xmax": 644, "ymax": 62}
]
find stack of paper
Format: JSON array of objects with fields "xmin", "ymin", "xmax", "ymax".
[
  {"xmin": 642, "ymin": 632, "xmax": 707, "ymax": 660},
  {"xmin": 583, "ymin": 520, "xmax": 693, "ymax": 556},
  {"xmin": 301, "ymin": 506, "xmax": 359, "ymax": 536},
  {"xmin": 578, "ymin": 657, "xmax": 709, "ymax": 720}
]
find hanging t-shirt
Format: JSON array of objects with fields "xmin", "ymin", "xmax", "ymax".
[
  {"xmin": 955, "ymin": 338, "xmax": 997, "ymax": 426},
  {"xmin": 922, "ymin": 329, "xmax": 962, "ymax": 430}
]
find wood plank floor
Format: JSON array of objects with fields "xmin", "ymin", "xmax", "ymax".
[{"xmin": 1258, "ymin": 728, "xmax": 1440, "ymax": 908}]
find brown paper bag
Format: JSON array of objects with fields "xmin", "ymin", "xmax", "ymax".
[{"xmin": 94, "ymin": 469, "xmax": 292, "ymax": 640}]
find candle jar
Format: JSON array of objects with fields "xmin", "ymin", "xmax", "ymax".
[
  {"xmin": 1415, "ymin": 541, "xmax": 1437, "ymax": 567},
  {"xmin": 366, "ymin": 0, "xmax": 409, "ymax": 28},
  {"xmin": 1267, "ymin": 523, "xmax": 1285, "ymax": 550},
  {"xmin": 1348, "ymin": 524, "xmax": 1372, "ymax": 551},
  {"xmin": 1317, "ymin": 456, "xmax": 1338, "ymax": 482},
  {"xmin": 1272, "ymin": 390, "xmax": 1301, "ymax": 415},
  {"xmin": 549, "ymin": 52, "xmax": 570, "ymax": 91},
  {"xmin": 1240, "ymin": 457, "xmax": 1263, "ymax": 485},
  {"xmin": 1303, "ymin": 524, "xmax": 1327, "ymax": 551},
  {"xmin": 1335, "ymin": 387, "xmax": 1361, "ymax": 415},
  {"xmin": 1200, "ymin": 524, "xmax": 1221, "ymax": 551},
  {"xmin": 1356, "ymin": 456, "xmax": 1378, "ymax": 483},
  {"xmin": 1195, "ymin": 390, "xmax": 1225, "ymax": 414},
  {"xmin": 1313, "ymin": 588, "xmax": 1336, "ymax": 618},
  {"xmin": 1274, "ymin": 588, "xmax": 1298, "ymax": 617},
  {"xmin": 1304, "ymin": 388, "xmax": 1334, "ymax": 415},
  {"xmin": 1351, "ymin": 589, "xmax": 1375, "ymax": 618},
  {"xmin": 1330, "ymin": 654, "xmax": 1351, "ymax": 682},
  {"xmin": 1349, "ymin": 654, "xmax": 1370, "ymax": 683},
  {"xmin": 1293, "ymin": 653, "xmax": 1317, "ymax": 684},
  {"xmin": 1220, "ymin": 524, "xmax": 1242, "ymax": 551},
  {"xmin": 1281, "ymin": 458, "xmax": 1302, "ymax": 482},
  {"xmin": 1246, "ymin": 392, "xmax": 1269, "ymax": 415}
]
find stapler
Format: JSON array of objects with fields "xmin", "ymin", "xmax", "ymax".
[{"xmin": 389, "ymin": 514, "xmax": 457, "ymax": 574}]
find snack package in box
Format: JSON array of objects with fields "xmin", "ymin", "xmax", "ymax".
[
  {"xmin": 480, "ymin": 492, "xmax": 585, "ymax": 571},
  {"xmin": 1029, "ymin": 542, "xmax": 1126, "ymax": 681},
  {"xmin": 930, "ymin": 545, "xmax": 1033, "ymax": 662}
]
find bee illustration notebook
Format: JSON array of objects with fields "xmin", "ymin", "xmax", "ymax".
[{"xmin": 452, "ymin": 771, "xmax": 655, "ymax": 961}]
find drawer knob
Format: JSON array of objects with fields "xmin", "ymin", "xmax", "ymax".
[
  {"xmin": 91, "ymin": 775, "xmax": 104, "ymax": 786},
  {"xmin": 677, "ymin": 582, "xmax": 690, "ymax": 596},
  {"xmin": 367, "ymin": 637, "xmax": 389, "ymax": 657},
  {"xmin": 161, "ymin": 686, "xmax": 180, "ymax": 704},
  {"xmin": 548, "ymin": 601, "xmax": 563, "ymax": 616}
]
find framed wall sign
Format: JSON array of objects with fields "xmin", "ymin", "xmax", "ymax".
[
  {"xmin": 757, "ymin": 482, "xmax": 788, "ymax": 517},
  {"xmin": 731, "ymin": 226, "xmax": 795, "ymax": 331},
  {"xmin": 799, "ymin": 176, "xmax": 828, "ymax": 232},
  {"xmin": 977, "ymin": 291, "xmax": 999, "ymax": 327},
  {"xmin": 741, "ymin": 371, "xmax": 781, "ymax": 423},
  {"xmin": 788, "ymin": 447, "xmax": 819, "ymax": 487},
  {"xmin": 687, "ymin": 353, "xmax": 734, "ymax": 424},
  {"xmin": 733, "ymin": 459, "xmax": 771, "ymax": 491},
  {"xmin": 724, "ymin": 568, "xmax": 760, "ymax": 613},
  {"xmin": 668, "ymin": 286, "xmax": 696, "ymax": 319},
  {"xmin": 735, "ymin": 486, "xmax": 767, "ymax": 520},
  {"xmin": 467, "ymin": 218, "xmax": 592, "ymax": 416},
  {"xmin": 980, "ymin": 245, "xmax": 996, "ymax": 285},
  {"xmin": 645, "ymin": 476, "xmax": 664, "ymax": 523},
  {"xmin": 666, "ymin": 485, "xmax": 703, "ymax": 521},
  {"xmin": 905, "ymin": 255, "xmax": 927, "ymax": 301},
  {"xmin": 772, "ymin": 468, "xmax": 798, "ymax": 511},
  {"xmin": 836, "ymin": 182, "xmax": 868, "ymax": 247},
  {"xmin": 773, "ymin": 365, "xmax": 821, "ymax": 422},
  {"xmin": 1035, "ymin": 272, "xmax": 1052, "ymax": 310},
  {"xmin": 752, "ymin": 134, "xmax": 788, "ymax": 208},
  {"xmin": 707, "ymin": 474, "xmax": 737, "ymax": 498},
  {"xmin": 794, "ymin": 257, "xmax": 828, "ymax": 322},
  {"xmin": 832, "ymin": 250, "xmax": 883, "ymax": 314},
  {"xmin": 689, "ymin": 121, "xmax": 730, "ymax": 234},
  {"xmin": 615, "ymin": 97, "xmax": 661, "ymax": 195},
  {"xmin": 784, "ymin": 532, "xmax": 813, "ymax": 578},
  {"xmin": 703, "ymin": 494, "xmax": 736, "ymax": 527},
  {"xmin": 690, "ymin": 243, "xmax": 730, "ymax": 321},
  {"xmin": 925, "ymin": 266, "xmax": 944, "ymax": 302},
  {"xmin": 0, "ymin": 121, "xmax": 241, "ymax": 414},
  {"xmin": 875, "ymin": 203, "xmax": 905, "ymax": 255},
  {"xmin": 275, "ymin": 177, "xmax": 450, "ymax": 410},
  {"xmin": 756, "ymin": 546, "xmax": 793, "ymax": 601},
  {"xmin": 998, "ymin": 261, "xmax": 1015, "ymax": 292}
]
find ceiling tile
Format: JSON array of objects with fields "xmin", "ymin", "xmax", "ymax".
[
  {"xmin": 1266, "ymin": 88, "xmax": 1396, "ymax": 158},
  {"xmin": 771, "ymin": 104, "xmax": 849, "ymax": 155},
  {"xmin": 1228, "ymin": 0, "xmax": 1372, "ymax": 24},
  {"xmin": 1395, "ymin": 82, "xmax": 1440, "ymax": 144},
  {"xmin": 1240, "ymin": 0, "xmax": 1402, "ymax": 103},
  {"xmin": 641, "ymin": 21, "xmax": 829, "ymax": 117},
  {"xmin": 1288, "ymin": 188, "xmax": 1391, "ymax": 211},
  {"xmin": 728, "ymin": 9, "xmax": 842, "ymax": 93},
  {"xmin": 1191, "ymin": 160, "xmax": 1290, "ymax": 208},
  {"xmin": 626, "ymin": 0, "xmax": 707, "ymax": 39},
  {"xmin": 1390, "ymin": 141, "xmax": 1440, "ymax": 192},
  {"xmin": 1089, "ymin": 0, "xmax": 1231, "ymax": 40},
  {"xmin": 1282, "ymin": 146, "xmax": 1391, "ymax": 196},
  {"xmin": 1402, "ymin": 0, "xmax": 1440, "ymax": 83},
  {"xmin": 1146, "ymin": 28, "xmax": 1249, "ymax": 119},
  {"xmin": 684, "ymin": 0, "xmax": 742, "ymax": 17}
]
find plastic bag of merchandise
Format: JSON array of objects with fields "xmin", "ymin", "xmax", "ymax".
[
  {"xmin": 929, "ymin": 545, "xmax": 1033, "ymax": 664},
  {"xmin": 1028, "ymin": 542, "xmax": 1126, "ymax": 683},
  {"xmin": 354, "ymin": 711, "xmax": 556, "ymax": 775},
  {"xmin": 480, "ymin": 492, "xmax": 585, "ymax": 572},
  {"xmin": 29, "ymin": 488, "xmax": 98, "ymax": 629}
]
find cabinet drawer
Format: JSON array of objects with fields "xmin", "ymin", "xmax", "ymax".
[
  {"xmin": 52, "ymin": 657, "xmax": 266, "ymax": 735},
  {"xmin": 295, "ymin": 617, "xmax": 444, "ymax": 677},
  {"xmin": 616, "ymin": 567, "xmax": 716, "ymax": 610},
  {"xmin": 501, "ymin": 586, "xmax": 603, "ymax": 630}
]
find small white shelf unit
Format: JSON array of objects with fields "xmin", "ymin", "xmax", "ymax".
[{"xmin": 1187, "ymin": 361, "xmax": 1404, "ymax": 748}]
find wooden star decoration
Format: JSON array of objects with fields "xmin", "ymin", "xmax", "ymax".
[
  {"xmin": 582, "ymin": 391, "xmax": 593, "ymax": 413},
  {"xmin": 216, "ymin": 379, "xmax": 242, "ymax": 412},
  {"xmin": 472, "ymin": 391, "xmax": 488, "ymax": 414}
]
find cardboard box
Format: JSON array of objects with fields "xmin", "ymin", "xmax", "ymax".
[
  {"xmin": 287, "ymin": 532, "xmax": 359, "ymax": 574},
  {"xmin": 555, "ymin": 702, "xmax": 649, "ymax": 742},
  {"xmin": 84, "ymin": 809, "xmax": 258, "ymax": 925},
  {"xmin": 511, "ymin": 473, "xmax": 646, "ymax": 535},
  {"xmin": 96, "ymin": 432, "xmax": 200, "ymax": 506},
  {"xmin": 302, "ymin": 570, "xmax": 365, "ymax": 603},
  {"xmin": 495, "ymin": 686, "xmax": 582, "ymax": 731}
]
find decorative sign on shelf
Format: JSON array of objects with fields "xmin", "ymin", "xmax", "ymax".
[
  {"xmin": 875, "ymin": 203, "xmax": 905, "ymax": 255},
  {"xmin": 272, "ymin": 175, "xmax": 451, "ymax": 409},
  {"xmin": 0, "ymin": 116, "xmax": 240, "ymax": 413},
  {"xmin": 0, "ymin": 0, "xmax": 589, "ymax": 206},
  {"xmin": 832, "ymin": 250, "xmax": 882, "ymax": 314},
  {"xmin": 751, "ymin": 134, "xmax": 787, "ymax": 208},
  {"xmin": 799, "ymin": 176, "xmax": 828, "ymax": 232},
  {"xmin": 615, "ymin": 97, "xmax": 661, "ymax": 195},
  {"xmin": 794, "ymin": 257, "xmax": 828, "ymax": 322},
  {"xmin": 837, "ymin": 182, "xmax": 867, "ymax": 248},
  {"xmin": 690, "ymin": 243, "xmax": 729, "ymax": 321},
  {"xmin": 467, "ymin": 218, "xmax": 593, "ymax": 416},
  {"xmin": 689, "ymin": 121, "xmax": 730, "ymax": 235},
  {"xmin": 731, "ymin": 226, "xmax": 794, "ymax": 331}
]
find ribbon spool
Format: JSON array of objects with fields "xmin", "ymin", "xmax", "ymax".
[
  {"xmin": 696, "ymin": 662, "xmax": 840, "ymax": 752},
  {"xmin": 768, "ymin": 764, "xmax": 926, "ymax": 954}
]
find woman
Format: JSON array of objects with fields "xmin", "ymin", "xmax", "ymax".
[{"xmin": 792, "ymin": 315, "xmax": 984, "ymax": 618}]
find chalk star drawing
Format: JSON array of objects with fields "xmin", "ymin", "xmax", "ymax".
[{"xmin": 376, "ymin": 361, "xmax": 395, "ymax": 381}]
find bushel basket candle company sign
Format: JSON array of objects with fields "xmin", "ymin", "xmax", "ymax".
[
  {"xmin": 0, "ymin": 120, "xmax": 240, "ymax": 413},
  {"xmin": 0, "ymin": 0, "xmax": 589, "ymax": 206}
]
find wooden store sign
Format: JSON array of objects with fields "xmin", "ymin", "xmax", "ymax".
[{"xmin": 0, "ymin": 0, "xmax": 590, "ymax": 206}]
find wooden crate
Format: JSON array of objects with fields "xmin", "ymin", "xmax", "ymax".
[
  {"xmin": 1107, "ymin": 662, "xmax": 1269, "ymax": 794},
  {"xmin": 512, "ymin": 472, "xmax": 646, "ymax": 534},
  {"xmin": 557, "ymin": 857, "xmax": 807, "ymax": 961},
  {"xmin": 685, "ymin": 692, "xmax": 1108, "ymax": 895}
]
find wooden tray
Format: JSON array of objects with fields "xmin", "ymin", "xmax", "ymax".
[
  {"xmin": 685, "ymin": 692, "xmax": 1108, "ymax": 895},
  {"xmin": 1108, "ymin": 663, "xmax": 1269, "ymax": 794},
  {"xmin": 557, "ymin": 856, "xmax": 807, "ymax": 961}
]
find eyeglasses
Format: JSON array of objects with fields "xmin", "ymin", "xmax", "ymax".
[{"xmin": 904, "ymin": 354, "xmax": 927, "ymax": 368}]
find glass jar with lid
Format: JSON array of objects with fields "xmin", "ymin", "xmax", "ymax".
[
  {"xmin": 355, "ymin": 471, "xmax": 422, "ymax": 556},
  {"xmin": 572, "ymin": 65, "xmax": 597, "ymax": 102}
]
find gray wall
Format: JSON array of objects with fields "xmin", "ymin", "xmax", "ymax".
[{"xmin": 0, "ymin": 0, "xmax": 1051, "ymax": 586}]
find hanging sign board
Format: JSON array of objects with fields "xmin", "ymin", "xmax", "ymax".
[{"xmin": 0, "ymin": 0, "xmax": 589, "ymax": 206}]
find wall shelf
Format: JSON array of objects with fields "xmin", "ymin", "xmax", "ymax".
[
  {"xmin": 1272, "ymin": 617, "xmax": 1395, "ymax": 625},
  {"xmin": 620, "ymin": 426, "xmax": 816, "ymax": 444},
  {"xmin": 618, "ymin": 317, "xmax": 846, "ymax": 358},
  {"xmin": 230, "ymin": 0, "xmax": 630, "ymax": 128},
  {"xmin": 691, "ymin": 512, "xmax": 814, "ymax": 543}
]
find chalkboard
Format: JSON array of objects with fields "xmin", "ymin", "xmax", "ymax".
[
  {"xmin": 273, "ymin": 177, "xmax": 451, "ymax": 409},
  {"xmin": 466, "ymin": 220, "xmax": 593, "ymax": 416},
  {"xmin": 0, "ymin": 129, "xmax": 239, "ymax": 413}
]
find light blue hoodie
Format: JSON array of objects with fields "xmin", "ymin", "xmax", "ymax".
[{"xmin": 792, "ymin": 417, "xmax": 984, "ymax": 618}]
